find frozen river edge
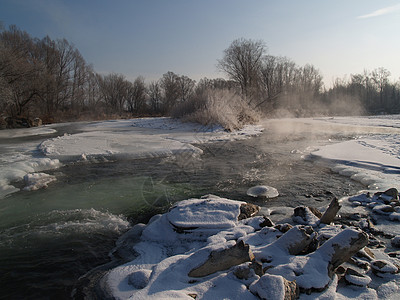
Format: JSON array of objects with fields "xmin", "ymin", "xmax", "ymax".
[
  {"xmin": 99, "ymin": 191, "xmax": 400, "ymax": 299},
  {"xmin": 2, "ymin": 115, "xmax": 400, "ymax": 299}
]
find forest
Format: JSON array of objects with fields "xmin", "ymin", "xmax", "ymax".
[{"xmin": 1, "ymin": 25, "xmax": 399, "ymax": 129}]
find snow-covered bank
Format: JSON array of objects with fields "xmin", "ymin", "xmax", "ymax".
[
  {"xmin": 102, "ymin": 194, "xmax": 400, "ymax": 299},
  {"xmin": 309, "ymin": 116, "xmax": 400, "ymax": 191},
  {"xmin": 98, "ymin": 115, "xmax": 400, "ymax": 299},
  {"xmin": 0, "ymin": 117, "xmax": 262, "ymax": 198},
  {"xmin": 38, "ymin": 118, "xmax": 263, "ymax": 160}
]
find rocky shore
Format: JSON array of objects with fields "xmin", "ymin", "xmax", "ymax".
[{"xmin": 97, "ymin": 188, "xmax": 400, "ymax": 299}]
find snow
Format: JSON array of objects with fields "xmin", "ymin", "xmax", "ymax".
[
  {"xmin": 167, "ymin": 196, "xmax": 244, "ymax": 229},
  {"xmin": 98, "ymin": 115, "xmax": 400, "ymax": 299},
  {"xmin": 249, "ymin": 274, "xmax": 286, "ymax": 300},
  {"xmin": 0, "ymin": 117, "xmax": 262, "ymax": 198},
  {"xmin": 38, "ymin": 118, "xmax": 262, "ymax": 160},
  {"xmin": 309, "ymin": 116, "xmax": 400, "ymax": 191},
  {"xmin": 23, "ymin": 172, "xmax": 57, "ymax": 191},
  {"xmin": 247, "ymin": 185, "xmax": 279, "ymax": 198},
  {"xmin": 2, "ymin": 115, "xmax": 400, "ymax": 297},
  {"xmin": 0, "ymin": 126, "xmax": 56, "ymax": 138},
  {"xmin": 104, "ymin": 195, "xmax": 400, "ymax": 299}
]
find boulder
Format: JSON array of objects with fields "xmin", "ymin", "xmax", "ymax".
[
  {"xmin": 250, "ymin": 274, "xmax": 299, "ymax": 300},
  {"xmin": 238, "ymin": 203, "xmax": 260, "ymax": 220},
  {"xmin": 319, "ymin": 197, "xmax": 341, "ymax": 224},
  {"xmin": 234, "ymin": 261, "xmax": 264, "ymax": 280},
  {"xmin": 247, "ymin": 185, "xmax": 279, "ymax": 198},
  {"xmin": 31, "ymin": 117, "xmax": 42, "ymax": 127},
  {"xmin": 259, "ymin": 216, "xmax": 274, "ymax": 228},
  {"xmin": 391, "ymin": 236, "xmax": 400, "ymax": 248},
  {"xmin": 344, "ymin": 268, "xmax": 371, "ymax": 287},
  {"xmin": 384, "ymin": 188, "xmax": 399, "ymax": 200},
  {"xmin": 292, "ymin": 206, "xmax": 320, "ymax": 225},
  {"xmin": 127, "ymin": 269, "xmax": 152, "ymax": 289},
  {"xmin": 188, "ymin": 240, "xmax": 254, "ymax": 277},
  {"xmin": 371, "ymin": 260, "xmax": 400, "ymax": 277}
]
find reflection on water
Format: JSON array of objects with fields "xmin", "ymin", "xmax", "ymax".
[{"xmin": 0, "ymin": 119, "xmax": 369, "ymax": 299}]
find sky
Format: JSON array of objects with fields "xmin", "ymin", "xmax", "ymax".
[{"xmin": 1, "ymin": 0, "xmax": 400, "ymax": 87}]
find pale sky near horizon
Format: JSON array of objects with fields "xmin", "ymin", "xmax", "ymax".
[{"xmin": 1, "ymin": 0, "xmax": 400, "ymax": 87}]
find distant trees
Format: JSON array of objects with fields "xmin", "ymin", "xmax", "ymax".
[
  {"xmin": 324, "ymin": 67, "xmax": 399, "ymax": 114},
  {"xmin": 1, "ymin": 24, "xmax": 399, "ymax": 127}
]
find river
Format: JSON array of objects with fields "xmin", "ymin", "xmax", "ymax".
[{"xmin": 0, "ymin": 118, "xmax": 368, "ymax": 299}]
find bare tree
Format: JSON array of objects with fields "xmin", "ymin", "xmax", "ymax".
[
  {"xmin": 217, "ymin": 38, "xmax": 266, "ymax": 102},
  {"xmin": 160, "ymin": 71, "xmax": 179, "ymax": 112},
  {"xmin": 372, "ymin": 67, "xmax": 390, "ymax": 109},
  {"xmin": 148, "ymin": 80, "xmax": 162, "ymax": 114},
  {"xmin": 127, "ymin": 76, "xmax": 147, "ymax": 114},
  {"xmin": 99, "ymin": 73, "xmax": 128, "ymax": 114},
  {"xmin": 176, "ymin": 75, "xmax": 195, "ymax": 102},
  {"xmin": 0, "ymin": 26, "xmax": 42, "ymax": 116}
]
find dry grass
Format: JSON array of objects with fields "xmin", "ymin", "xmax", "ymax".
[{"xmin": 171, "ymin": 89, "xmax": 260, "ymax": 131}]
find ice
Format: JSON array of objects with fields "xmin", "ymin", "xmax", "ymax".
[
  {"xmin": 0, "ymin": 127, "xmax": 56, "ymax": 138},
  {"xmin": 23, "ymin": 172, "xmax": 57, "ymax": 191},
  {"xmin": 3, "ymin": 115, "xmax": 400, "ymax": 298},
  {"xmin": 0, "ymin": 117, "xmax": 262, "ymax": 198},
  {"xmin": 99, "ymin": 114, "xmax": 400, "ymax": 299},
  {"xmin": 247, "ymin": 185, "xmax": 279, "ymax": 198},
  {"xmin": 309, "ymin": 116, "xmax": 400, "ymax": 191},
  {"xmin": 0, "ymin": 156, "xmax": 61, "ymax": 198}
]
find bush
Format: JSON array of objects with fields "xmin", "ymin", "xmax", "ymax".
[{"xmin": 171, "ymin": 89, "xmax": 259, "ymax": 131}]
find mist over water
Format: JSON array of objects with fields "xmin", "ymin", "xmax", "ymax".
[{"xmin": 0, "ymin": 118, "xmax": 377, "ymax": 299}]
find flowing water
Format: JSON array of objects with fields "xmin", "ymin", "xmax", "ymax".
[{"xmin": 0, "ymin": 119, "xmax": 369, "ymax": 299}]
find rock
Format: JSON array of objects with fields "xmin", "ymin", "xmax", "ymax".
[
  {"xmin": 292, "ymin": 206, "xmax": 320, "ymax": 225},
  {"xmin": 258, "ymin": 225, "xmax": 315, "ymax": 257},
  {"xmin": 388, "ymin": 251, "xmax": 400, "ymax": 258},
  {"xmin": 371, "ymin": 260, "xmax": 399, "ymax": 277},
  {"xmin": 259, "ymin": 216, "xmax": 274, "ymax": 227},
  {"xmin": 188, "ymin": 240, "xmax": 254, "ymax": 277},
  {"xmin": 372, "ymin": 204, "xmax": 395, "ymax": 215},
  {"xmin": 247, "ymin": 185, "xmax": 279, "ymax": 198},
  {"xmin": 250, "ymin": 260, "xmax": 264, "ymax": 277},
  {"xmin": 238, "ymin": 203, "xmax": 260, "ymax": 220},
  {"xmin": 316, "ymin": 228, "xmax": 368, "ymax": 277},
  {"xmin": 308, "ymin": 206, "xmax": 322, "ymax": 218},
  {"xmin": 357, "ymin": 247, "xmax": 375, "ymax": 260},
  {"xmin": 358, "ymin": 217, "xmax": 375, "ymax": 231},
  {"xmin": 384, "ymin": 188, "xmax": 399, "ymax": 200},
  {"xmin": 234, "ymin": 263, "xmax": 256, "ymax": 280},
  {"xmin": 336, "ymin": 266, "xmax": 346, "ymax": 277},
  {"xmin": 127, "ymin": 269, "xmax": 152, "ymax": 289},
  {"xmin": 319, "ymin": 197, "xmax": 341, "ymax": 224},
  {"xmin": 274, "ymin": 223, "xmax": 292, "ymax": 233},
  {"xmin": 391, "ymin": 236, "xmax": 400, "ymax": 248},
  {"xmin": 250, "ymin": 274, "xmax": 299, "ymax": 300},
  {"xmin": 31, "ymin": 117, "xmax": 42, "ymax": 127},
  {"xmin": 350, "ymin": 257, "xmax": 370, "ymax": 270},
  {"xmin": 344, "ymin": 268, "xmax": 371, "ymax": 287}
]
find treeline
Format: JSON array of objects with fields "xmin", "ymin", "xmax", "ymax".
[
  {"xmin": 216, "ymin": 38, "xmax": 400, "ymax": 117},
  {"xmin": 1, "ymin": 26, "xmax": 399, "ymax": 127}
]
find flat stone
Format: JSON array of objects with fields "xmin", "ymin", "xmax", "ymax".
[{"xmin": 247, "ymin": 185, "xmax": 279, "ymax": 198}]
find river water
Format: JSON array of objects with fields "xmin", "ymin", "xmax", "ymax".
[{"xmin": 0, "ymin": 119, "xmax": 368, "ymax": 299}]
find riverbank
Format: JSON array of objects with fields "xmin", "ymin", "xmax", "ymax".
[
  {"xmin": 1, "ymin": 115, "xmax": 399, "ymax": 299},
  {"xmin": 99, "ymin": 191, "xmax": 400, "ymax": 299}
]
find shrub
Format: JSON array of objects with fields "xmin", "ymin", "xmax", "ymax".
[{"xmin": 171, "ymin": 89, "xmax": 259, "ymax": 131}]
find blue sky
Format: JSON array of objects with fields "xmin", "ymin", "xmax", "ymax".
[{"xmin": 1, "ymin": 0, "xmax": 400, "ymax": 87}]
